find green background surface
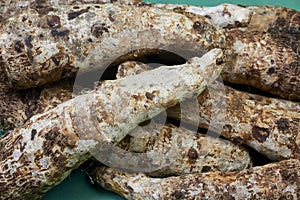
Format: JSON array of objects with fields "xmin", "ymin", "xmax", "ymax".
[{"xmin": 42, "ymin": 0, "xmax": 299, "ymax": 199}]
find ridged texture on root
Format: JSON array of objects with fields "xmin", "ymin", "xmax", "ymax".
[
  {"xmin": 0, "ymin": 49, "xmax": 223, "ymax": 199},
  {"xmin": 93, "ymin": 159, "xmax": 300, "ymax": 200}
]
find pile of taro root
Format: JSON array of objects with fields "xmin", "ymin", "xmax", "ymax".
[{"xmin": 0, "ymin": 0, "xmax": 299, "ymax": 199}]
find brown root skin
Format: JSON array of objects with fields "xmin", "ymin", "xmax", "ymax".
[
  {"xmin": 117, "ymin": 61, "xmax": 300, "ymax": 161},
  {"xmin": 168, "ymin": 83, "xmax": 300, "ymax": 161},
  {"xmin": 0, "ymin": 56, "xmax": 250, "ymax": 197},
  {"xmin": 223, "ymin": 29, "xmax": 300, "ymax": 101},
  {"xmin": 158, "ymin": 4, "xmax": 300, "ymax": 100},
  {"xmin": 115, "ymin": 123, "xmax": 252, "ymax": 177},
  {"xmin": 0, "ymin": 0, "xmax": 143, "ymax": 21},
  {"xmin": 1, "ymin": 60, "xmax": 299, "ymax": 162},
  {"xmin": 0, "ymin": 3, "xmax": 223, "ymax": 90},
  {"xmin": 0, "ymin": 49, "xmax": 223, "ymax": 199},
  {"xmin": 0, "ymin": 79, "xmax": 74, "ymax": 132},
  {"xmin": 93, "ymin": 159, "xmax": 300, "ymax": 200},
  {"xmin": 1, "ymin": 3, "xmax": 298, "ymax": 99}
]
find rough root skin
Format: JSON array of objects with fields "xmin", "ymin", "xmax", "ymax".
[
  {"xmin": 0, "ymin": 49, "xmax": 223, "ymax": 199},
  {"xmin": 93, "ymin": 159, "xmax": 300, "ymax": 200},
  {"xmin": 168, "ymin": 83, "xmax": 300, "ymax": 161},
  {"xmin": 0, "ymin": 0, "xmax": 143, "ymax": 20},
  {"xmin": 114, "ymin": 123, "xmax": 252, "ymax": 176},
  {"xmin": 0, "ymin": 3, "xmax": 224, "ymax": 90},
  {"xmin": 157, "ymin": 4, "xmax": 300, "ymax": 100}
]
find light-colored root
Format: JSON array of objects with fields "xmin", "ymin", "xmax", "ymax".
[
  {"xmin": 0, "ymin": 0, "xmax": 143, "ymax": 20},
  {"xmin": 168, "ymin": 83, "xmax": 300, "ymax": 161},
  {"xmin": 0, "ymin": 79, "xmax": 74, "ymax": 132},
  {"xmin": 0, "ymin": 49, "xmax": 223, "ymax": 199},
  {"xmin": 111, "ymin": 123, "xmax": 252, "ymax": 176},
  {"xmin": 117, "ymin": 60, "xmax": 300, "ymax": 161},
  {"xmin": 157, "ymin": 4, "xmax": 300, "ymax": 100},
  {"xmin": 0, "ymin": 58, "xmax": 253, "ymax": 178},
  {"xmin": 93, "ymin": 159, "xmax": 300, "ymax": 200},
  {"xmin": 0, "ymin": 61, "xmax": 150, "ymax": 132},
  {"xmin": 0, "ymin": 3, "xmax": 224, "ymax": 90},
  {"xmin": 2, "ymin": 57, "xmax": 298, "ymax": 163}
]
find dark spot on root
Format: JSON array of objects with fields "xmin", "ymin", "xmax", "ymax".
[
  {"xmin": 51, "ymin": 29, "xmax": 70, "ymax": 37},
  {"xmin": 23, "ymin": 103, "xmax": 38, "ymax": 120},
  {"xmin": 124, "ymin": 182, "xmax": 134, "ymax": 193},
  {"xmin": 46, "ymin": 15, "xmax": 61, "ymax": 29},
  {"xmin": 172, "ymin": 190, "xmax": 185, "ymax": 199},
  {"xmin": 108, "ymin": 14, "xmax": 115, "ymax": 22},
  {"xmin": 245, "ymin": 71, "xmax": 252, "ymax": 79},
  {"xmin": 276, "ymin": 118, "xmax": 290, "ymax": 131},
  {"xmin": 290, "ymin": 77, "xmax": 297, "ymax": 82},
  {"xmin": 51, "ymin": 56, "xmax": 60, "ymax": 66},
  {"xmin": 291, "ymin": 41, "xmax": 299, "ymax": 54},
  {"xmin": 266, "ymin": 67, "xmax": 275, "ymax": 75},
  {"xmin": 14, "ymin": 41, "xmax": 24, "ymax": 53},
  {"xmin": 145, "ymin": 92, "xmax": 155, "ymax": 100},
  {"xmin": 193, "ymin": 21, "xmax": 205, "ymax": 34},
  {"xmin": 137, "ymin": 2, "xmax": 152, "ymax": 7},
  {"xmin": 20, "ymin": 142, "xmax": 26, "ymax": 151},
  {"xmin": 24, "ymin": 36, "xmax": 33, "ymax": 49},
  {"xmin": 281, "ymin": 169, "xmax": 297, "ymax": 182},
  {"xmin": 31, "ymin": 129, "xmax": 37, "ymax": 140},
  {"xmin": 216, "ymin": 57, "xmax": 223, "ymax": 65},
  {"xmin": 91, "ymin": 23, "xmax": 109, "ymax": 38},
  {"xmin": 45, "ymin": 128, "xmax": 59, "ymax": 141},
  {"xmin": 68, "ymin": 8, "xmax": 90, "ymax": 20},
  {"xmin": 234, "ymin": 21, "xmax": 242, "ymax": 27},
  {"xmin": 172, "ymin": 7, "xmax": 185, "ymax": 14},
  {"xmin": 232, "ymin": 136, "xmax": 244, "ymax": 145},
  {"xmin": 188, "ymin": 148, "xmax": 198, "ymax": 160},
  {"xmin": 202, "ymin": 166, "xmax": 212, "ymax": 172},
  {"xmin": 252, "ymin": 126, "xmax": 269, "ymax": 143},
  {"xmin": 204, "ymin": 15, "xmax": 212, "ymax": 19},
  {"xmin": 27, "ymin": 49, "xmax": 34, "ymax": 64},
  {"xmin": 53, "ymin": 154, "xmax": 67, "ymax": 167},
  {"xmin": 224, "ymin": 124, "xmax": 232, "ymax": 133}
]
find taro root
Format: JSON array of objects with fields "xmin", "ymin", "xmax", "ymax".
[
  {"xmin": 0, "ymin": 79, "xmax": 74, "ymax": 132},
  {"xmin": 113, "ymin": 123, "xmax": 252, "ymax": 177},
  {"xmin": 0, "ymin": 0, "xmax": 143, "ymax": 20},
  {"xmin": 222, "ymin": 28, "xmax": 300, "ymax": 101},
  {"xmin": 0, "ymin": 3, "xmax": 224, "ymax": 90},
  {"xmin": 168, "ymin": 82, "xmax": 300, "ymax": 161},
  {"xmin": 1, "ymin": 3, "xmax": 298, "ymax": 99},
  {"xmin": 157, "ymin": 4, "xmax": 300, "ymax": 100},
  {"xmin": 1, "ymin": 59, "xmax": 299, "ymax": 162},
  {"xmin": 0, "ymin": 61, "xmax": 152, "ymax": 132},
  {"xmin": 0, "ymin": 49, "xmax": 223, "ymax": 199},
  {"xmin": 115, "ymin": 61, "xmax": 300, "ymax": 161},
  {"xmin": 0, "ymin": 52, "xmax": 252, "ymax": 190},
  {"xmin": 92, "ymin": 159, "xmax": 300, "ymax": 200}
]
